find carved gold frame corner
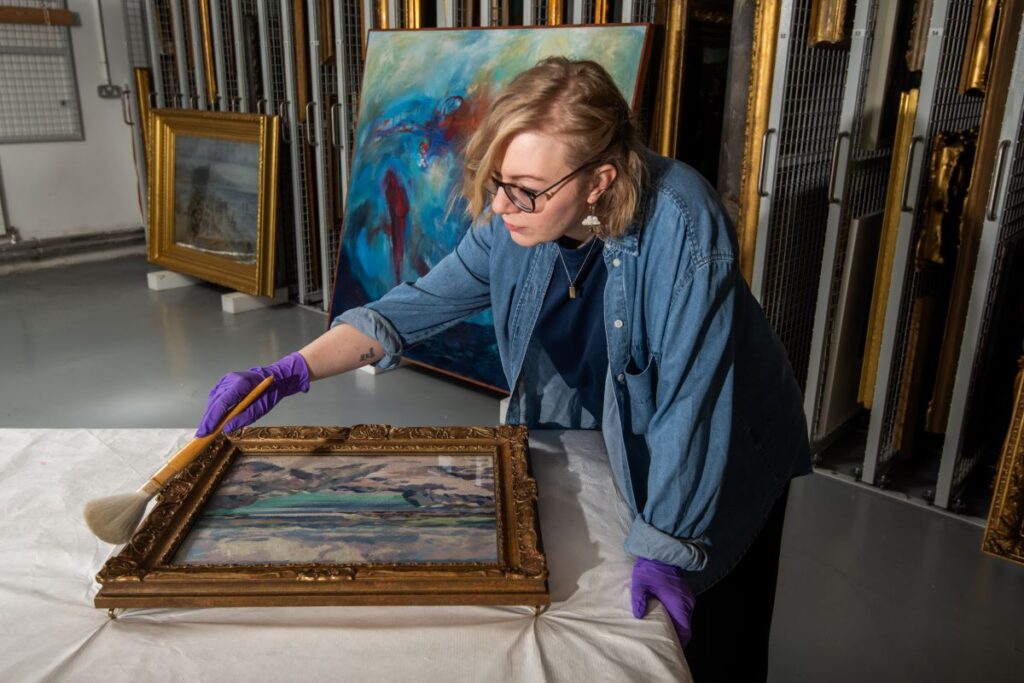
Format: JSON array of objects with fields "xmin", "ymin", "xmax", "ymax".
[
  {"xmin": 808, "ymin": 0, "xmax": 849, "ymax": 46},
  {"xmin": 147, "ymin": 108, "xmax": 280, "ymax": 296},
  {"xmin": 983, "ymin": 356, "xmax": 1024, "ymax": 566},
  {"xmin": 95, "ymin": 425, "xmax": 549, "ymax": 609}
]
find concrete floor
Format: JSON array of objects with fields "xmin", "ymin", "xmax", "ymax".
[{"xmin": 2, "ymin": 256, "xmax": 1022, "ymax": 682}]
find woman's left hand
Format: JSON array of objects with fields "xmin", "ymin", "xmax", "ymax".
[{"xmin": 630, "ymin": 557, "xmax": 696, "ymax": 648}]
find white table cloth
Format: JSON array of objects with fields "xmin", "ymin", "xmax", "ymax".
[{"xmin": 0, "ymin": 429, "xmax": 689, "ymax": 682}]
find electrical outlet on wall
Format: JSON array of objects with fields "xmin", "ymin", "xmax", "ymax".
[{"xmin": 97, "ymin": 84, "xmax": 122, "ymax": 98}]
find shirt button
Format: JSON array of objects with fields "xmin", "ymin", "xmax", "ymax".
[
  {"xmin": 613, "ymin": 319, "xmax": 624, "ymax": 329},
  {"xmin": 612, "ymin": 258, "xmax": 621, "ymax": 267},
  {"xmin": 617, "ymin": 373, "xmax": 625, "ymax": 383}
]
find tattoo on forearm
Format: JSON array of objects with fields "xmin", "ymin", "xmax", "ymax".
[{"xmin": 359, "ymin": 348, "xmax": 376, "ymax": 362}]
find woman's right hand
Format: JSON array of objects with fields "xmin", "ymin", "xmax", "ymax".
[{"xmin": 196, "ymin": 351, "xmax": 311, "ymax": 436}]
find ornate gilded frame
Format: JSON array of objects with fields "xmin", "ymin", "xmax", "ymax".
[
  {"xmin": 808, "ymin": 0, "xmax": 849, "ymax": 46},
  {"xmin": 147, "ymin": 108, "xmax": 279, "ymax": 296},
  {"xmin": 94, "ymin": 425, "xmax": 549, "ymax": 609},
  {"xmin": 983, "ymin": 356, "xmax": 1024, "ymax": 566}
]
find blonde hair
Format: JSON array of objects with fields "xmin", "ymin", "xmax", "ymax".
[{"xmin": 462, "ymin": 57, "xmax": 648, "ymax": 238}]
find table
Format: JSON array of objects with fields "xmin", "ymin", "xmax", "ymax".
[{"xmin": 0, "ymin": 429, "xmax": 689, "ymax": 682}]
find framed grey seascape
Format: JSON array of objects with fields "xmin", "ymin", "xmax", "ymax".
[{"xmin": 173, "ymin": 453, "xmax": 498, "ymax": 564}]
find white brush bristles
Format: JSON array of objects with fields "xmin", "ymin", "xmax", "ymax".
[{"xmin": 83, "ymin": 491, "xmax": 153, "ymax": 545}]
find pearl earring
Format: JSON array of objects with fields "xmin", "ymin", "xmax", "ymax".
[{"xmin": 582, "ymin": 203, "xmax": 601, "ymax": 232}]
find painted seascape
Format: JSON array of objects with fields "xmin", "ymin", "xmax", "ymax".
[
  {"xmin": 173, "ymin": 134, "xmax": 260, "ymax": 263},
  {"xmin": 173, "ymin": 453, "xmax": 498, "ymax": 565}
]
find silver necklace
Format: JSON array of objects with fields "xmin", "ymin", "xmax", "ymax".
[{"xmin": 556, "ymin": 237, "xmax": 599, "ymax": 299}]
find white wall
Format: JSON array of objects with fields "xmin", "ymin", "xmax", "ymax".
[{"xmin": 0, "ymin": 0, "xmax": 143, "ymax": 241}]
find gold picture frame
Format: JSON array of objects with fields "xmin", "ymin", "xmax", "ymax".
[
  {"xmin": 737, "ymin": 0, "xmax": 780, "ymax": 284},
  {"xmin": 982, "ymin": 355, "xmax": 1024, "ymax": 567},
  {"xmin": 959, "ymin": 0, "xmax": 1000, "ymax": 94},
  {"xmin": 94, "ymin": 425, "xmax": 549, "ymax": 609},
  {"xmin": 859, "ymin": 89, "xmax": 919, "ymax": 408},
  {"xmin": 147, "ymin": 109, "xmax": 279, "ymax": 296},
  {"xmin": 808, "ymin": 0, "xmax": 850, "ymax": 46},
  {"xmin": 133, "ymin": 67, "xmax": 153, "ymax": 161}
]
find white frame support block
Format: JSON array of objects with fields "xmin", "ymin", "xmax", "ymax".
[
  {"xmin": 221, "ymin": 287, "xmax": 289, "ymax": 314},
  {"xmin": 147, "ymin": 270, "xmax": 202, "ymax": 290}
]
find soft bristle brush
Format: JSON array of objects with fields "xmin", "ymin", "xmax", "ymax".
[{"xmin": 83, "ymin": 376, "xmax": 274, "ymax": 544}]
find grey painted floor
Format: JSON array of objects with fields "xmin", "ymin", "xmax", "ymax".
[{"xmin": 2, "ymin": 256, "xmax": 1022, "ymax": 682}]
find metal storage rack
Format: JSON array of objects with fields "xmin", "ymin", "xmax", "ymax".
[
  {"xmin": 861, "ymin": 0, "xmax": 984, "ymax": 489},
  {"xmin": 758, "ymin": 0, "xmax": 1023, "ymax": 519},
  {"xmin": 935, "ymin": 13, "xmax": 1024, "ymax": 511},
  {"xmin": 753, "ymin": 0, "xmax": 851, "ymax": 396}
]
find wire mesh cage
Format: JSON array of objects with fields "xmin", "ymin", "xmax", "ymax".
[{"xmin": 0, "ymin": 0, "xmax": 83, "ymax": 143}]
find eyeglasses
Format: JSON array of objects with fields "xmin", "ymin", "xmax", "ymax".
[{"xmin": 486, "ymin": 159, "xmax": 601, "ymax": 214}]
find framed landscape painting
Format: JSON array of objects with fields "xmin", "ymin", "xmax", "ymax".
[
  {"xmin": 94, "ymin": 425, "xmax": 548, "ymax": 608},
  {"xmin": 147, "ymin": 109, "xmax": 279, "ymax": 296},
  {"xmin": 328, "ymin": 25, "xmax": 652, "ymax": 391}
]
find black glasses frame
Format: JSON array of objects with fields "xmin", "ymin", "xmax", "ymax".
[{"xmin": 488, "ymin": 158, "xmax": 601, "ymax": 213}]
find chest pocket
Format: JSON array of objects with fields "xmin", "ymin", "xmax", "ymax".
[{"xmin": 624, "ymin": 355, "xmax": 657, "ymax": 434}]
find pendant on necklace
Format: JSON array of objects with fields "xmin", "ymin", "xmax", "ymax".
[{"xmin": 568, "ymin": 285, "xmax": 577, "ymax": 299}]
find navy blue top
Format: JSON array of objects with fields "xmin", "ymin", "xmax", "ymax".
[{"xmin": 533, "ymin": 238, "xmax": 609, "ymax": 423}]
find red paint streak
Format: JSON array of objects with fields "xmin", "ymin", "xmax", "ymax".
[{"xmin": 383, "ymin": 168, "xmax": 409, "ymax": 282}]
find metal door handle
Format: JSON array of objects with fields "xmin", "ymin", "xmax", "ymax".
[
  {"xmin": 987, "ymin": 140, "xmax": 1011, "ymax": 221},
  {"xmin": 900, "ymin": 136, "xmax": 924, "ymax": 212},
  {"xmin": 305, "ymin": 102, "xmax": 317, "ymax": 147},
  {"xmin": 827, "ymin": 132, "xmax": 850, "ymax": 204},
  {"xmin": 257, "ymin": 97, "xmax": 268, "ymax": 115},
  {"xmin": 277, "ymin": 100, "xmax": 290, "ymax": 143},
  {"xmin": 330, "ymin": 102, "xmax": 341, "ymax": 149},
  {"xmin": 121, "ymin": 89, "xmax": 133, "ymax": 125},
  {"xmin": 757, "ymin": 128, "xmax": 776, "ymax": 198}
]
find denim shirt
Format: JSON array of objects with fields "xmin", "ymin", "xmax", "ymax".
[{"xmin": 334, "ymin": 153, "xmax": 811, "ymax": 593}]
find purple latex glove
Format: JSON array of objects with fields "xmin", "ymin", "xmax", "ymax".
[
  {"xmin": 631, "ymin": 557, "xmax": 696, "ymax": 648},
  {"xmin": 196, "ymin": 351, "xmax": 311, "ymax": 436}
]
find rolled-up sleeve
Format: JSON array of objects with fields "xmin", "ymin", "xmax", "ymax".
[
  {"xmin": 623, "ymin": 257, "xmax": 737, "ymax": 571},
  {"xmin": 330, "ymin": 218, "xmax": 495, "ymax": 367}
]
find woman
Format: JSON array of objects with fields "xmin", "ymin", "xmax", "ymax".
[{"xmin": 197, "ymin": 57, "xmax": 810, "ymax": 681}]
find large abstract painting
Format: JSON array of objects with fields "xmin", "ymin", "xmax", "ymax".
[{"xmin": 329, "ymin": 26, "xmax": 651, "ymax": 391}]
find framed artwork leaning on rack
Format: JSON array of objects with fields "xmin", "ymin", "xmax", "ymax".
[{"xmin": 146, "ymin": 108, "xmax": 279, "ymax": 297}]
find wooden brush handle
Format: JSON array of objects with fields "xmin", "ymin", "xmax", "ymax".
[{"xmin": 141, "ymin": 376, "xmax": 275, "ymax": 493}]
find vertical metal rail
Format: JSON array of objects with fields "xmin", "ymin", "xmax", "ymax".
[
  {"xmin": 437, "ymin": 0, "xmax": 455, "ymax": 26},
  {"xmin": 208, "ymin": 0, "xmax": 228, "ymax": 110},
  {"xmin": 255, "ymin": 0, "xmax": 273, "ymax": 114},
  {"xmin": 863, "ymin": 0, "xmax": 984, "ymax": 484},
  {"xmin": 276, "ymin": 0, "xmax": 308, "ymax": 303},
  {"xmin": 143, "ymin": 0, "xmax": 166, "ymax": 106},
  {"xmin": 329, "ymin": 0, "xmax": 361, "ymax": 313},
  {"xmin": 935, "ymin": 13, "xmax": 1024, "ymax": 508},
  {"xmin": 362, "ymin": 0, "xmax": 375, "ymax": 46},
  {"xmin": 185, "ymin": 0, "xmax": 208, "ymax": 107},
  {"xmin": 169, "ymin": 0, "xmax": 192, "ymax": 106},
  {"xmin": 751, "ymin": 0, "xmax": 850, "ymax": 394},
  {"xmin": 523, "ymin": 0, "xmax": 535, "ymax": 24},
  {"xmin": 230, "ymin": 0, "xmax": 248, "ymax": 111},
  {"xmin": 307, "ymin": 0, "xmax": 333, "ymax": 309},
  {"xmin": 803, "ymin": 0, "xmax": 872, "ymax": 444}
]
